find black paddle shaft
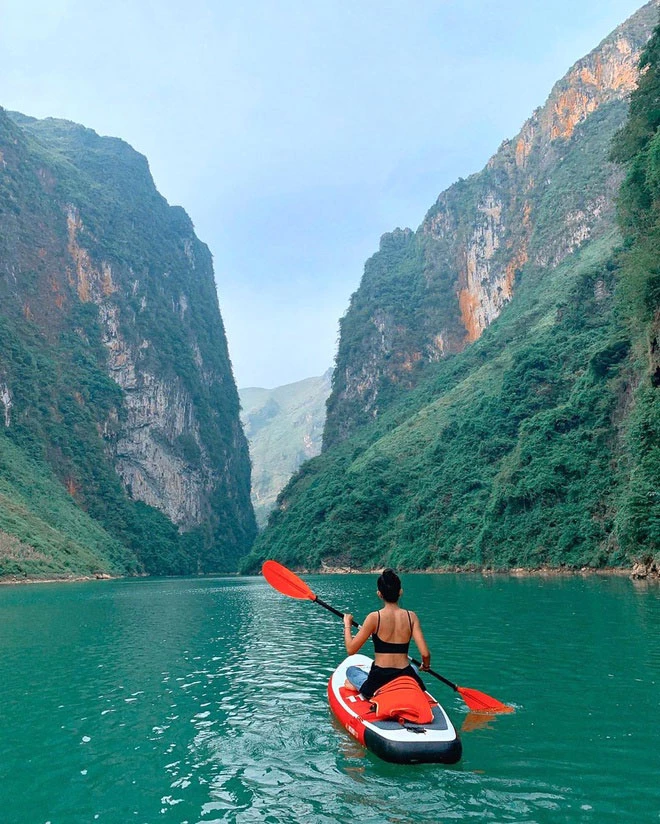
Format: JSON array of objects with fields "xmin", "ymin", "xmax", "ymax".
[
  {"xmin": 315, "ymin": 596, "xmax": 352, "ymax": 623},
  {"xmin": 313, "ymin": 596, "xmax": 459, "ymax": 692}
]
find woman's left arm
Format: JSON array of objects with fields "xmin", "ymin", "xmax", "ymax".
[{"xmin": 344, "ymin": 611, "xmax": 376, "ymax": 655}]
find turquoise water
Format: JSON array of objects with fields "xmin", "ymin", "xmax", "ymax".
[{"xmin": 0, "ymin": 574, "xmax": 658, "ymax": 823}]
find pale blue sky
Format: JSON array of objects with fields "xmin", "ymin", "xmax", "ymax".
[{"xmin": 0, "ymin": 0, "xmax": 649, "ymax": 387}]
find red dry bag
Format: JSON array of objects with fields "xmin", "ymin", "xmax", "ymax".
[{"xmin": 370, "ymin": 676, "xmax": 434, "ymax": 724}]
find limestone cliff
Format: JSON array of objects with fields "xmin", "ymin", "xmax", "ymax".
[
  {"xmin": 324, "ymin": 0, "xmax": 660, "ymax": 448},
  {"xmin": 246, "ymin": 12, "xmax": 660, "ymax": 573},
  {"xmin": 0, "ymin": 110, "xmax": 255, "ymax": 575}
]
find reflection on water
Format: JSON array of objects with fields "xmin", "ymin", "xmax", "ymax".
[
  {"xmin": 460, "ymin": 712, "xmax": 497, "ymax": 733},
  {"xmin": 0, "ymin": 574, "xmax": 658, "ymax": 822}
]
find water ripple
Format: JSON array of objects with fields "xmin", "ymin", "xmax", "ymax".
[{"xmin": 0, "ymin": 575, "xmax": 658, "ymax": 822}]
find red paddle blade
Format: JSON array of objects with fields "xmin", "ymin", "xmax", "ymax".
[
  {"xmin": 457, "ymin": 686, "xmax": 513, "ymax": 714},
  {"xmin": 262, "ymin": 560, "xmax": 316, "ymax": 601}
]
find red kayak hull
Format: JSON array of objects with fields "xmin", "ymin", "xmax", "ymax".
[{"xmin": 328, "ymin": 654, "xmax": 462, "ymax": 764}]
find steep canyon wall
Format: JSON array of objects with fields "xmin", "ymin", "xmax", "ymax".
[
  {"xmin": 324, "ymin": 0, "xmax": 660, "ymax": 448},
  {"xmin": 0, "ymin": 111, "xmax": 255, "ymax": 575}
]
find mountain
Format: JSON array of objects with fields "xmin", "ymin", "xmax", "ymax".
[
  {"xmin": 0, "ymin": 110, "xmax": 256, "ymax": 578},
  {"xmin": 324, "ymin": 1, "xmax": 659, "ymax": 448},
  {"xmin": 245, "ymin": 1, "xmax": 660, "ymax": 574},
  {"xmin": 240, "ymin": 371, "xmax": 331, "ymax": 527}
]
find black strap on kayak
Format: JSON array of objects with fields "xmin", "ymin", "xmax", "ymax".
[{"xmin": 399, "ymin": 721, "xmax": 427, "ymax": 734}]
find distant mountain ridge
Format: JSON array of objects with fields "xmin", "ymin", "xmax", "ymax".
[
  {"xmin": 240, "ymin": 371, "xmax": 331, "ymax": 527},
  {"xmin": 0, "ymin": 109, "xmax": 255, "ymax": 577}
]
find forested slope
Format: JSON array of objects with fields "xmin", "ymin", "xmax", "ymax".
[{"xmin": 245, "ymin": 6, "xmax": 660, "ymax": 573}]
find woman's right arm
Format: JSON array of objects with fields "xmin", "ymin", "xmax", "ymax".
[
  {"xmin": 344, "ymin": 611, "xmax": 377, "ymax": 655},
  {"xmin": 411, "ymin": 612, "xmax": 431, "ymax": 670}
]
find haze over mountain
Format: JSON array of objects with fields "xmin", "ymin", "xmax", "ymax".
[
  {"xmin": 246, "ymin": 1, "xmax": 660, "ymax": 574},
  {"xmin": 240, "ymin": 372, "xmax": 331, "ymax": 528}
]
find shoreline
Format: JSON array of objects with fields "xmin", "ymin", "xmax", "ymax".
[
  {"xmin": 319, "ymin": 562, "xmax": 659, "ymax": 580},
  {"xmin": 0, "ymin": 573, "xmax": 117, "ymax": 586},
  {"xmin": 2, "ymin": 563, "xmax": 658, "ymax": 586}
]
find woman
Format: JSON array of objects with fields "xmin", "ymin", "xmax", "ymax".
[{"xmin": 343, "ymin": 568, "xmax": 431, "ymax": 698}]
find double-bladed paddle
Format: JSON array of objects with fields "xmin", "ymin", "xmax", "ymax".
[{"xmin": 262, "ymin": 559, "xmax": 512, "ymax": 714}]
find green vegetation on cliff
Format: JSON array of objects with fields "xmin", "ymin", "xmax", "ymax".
[
  {"xmin": 247, "ymin": 233, "xmax": 634, "ymax": 571},
  {"xmin": 323, "ymin": 2, "xmax": 659, "ymax": 449},
  {"xmin": 0, "ymin": 432, "xmax": 134, "ymax": 578},
  {"xmin": 607, "ymin": 23, "xmax": 660, "ymax": 560},
  {"xmin": 245, "ymin": 13, "xmax": 660, "ymax": 573},
  {"xmin": 0, "ymin": 110, "xmax": 255, "ymax": 578}
]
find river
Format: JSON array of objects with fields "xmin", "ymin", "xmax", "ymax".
[{"xmin": 0, "ymin": 573, "xmax": 658, "ymax": 823}]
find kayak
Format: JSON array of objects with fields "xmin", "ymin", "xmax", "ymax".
[{"xmin": 328, "ymin": 653, "xmax": 462, "ymax": 764}]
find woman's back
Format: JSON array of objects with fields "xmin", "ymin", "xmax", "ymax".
[{"xmin": 371, "ymin": 605, "xmax": 414, "ymax": 667}]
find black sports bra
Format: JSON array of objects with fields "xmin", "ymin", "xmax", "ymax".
[{"xmin": 372, "ymin": 610, "xmax": 413, "ymax": 654}]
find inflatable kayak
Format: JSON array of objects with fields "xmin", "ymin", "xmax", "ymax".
[{"xmin": 328, "ymin": 654, "xmax": 462, "ymax": 764}]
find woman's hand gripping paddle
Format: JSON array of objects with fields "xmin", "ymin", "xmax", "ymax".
[{"xmin": 261, "ymin": 560, "xmax": 512, "ymax": 714}]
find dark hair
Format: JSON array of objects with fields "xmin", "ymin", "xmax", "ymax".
[{"xmin": 377, "ymin": 568, "xmax": 401, "ymax": 603}]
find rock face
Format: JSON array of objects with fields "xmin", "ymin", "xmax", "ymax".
[
  {"xmin": 64, "ymin": 205, "xmax": 213, "ymax": 526},
  {"xmin": 65, "ymin": 214, "xmax": 210, "ymax": 528},
  {"xmin": 0, "ymin": 110, "xmax": 255, "ymax": 573},
  {"xmin": 324, "ymin": 0, "xmax": 660, "ymax": 448},
  {"xmin": 240, "ymin": 371, "xmax": 331, "ymax": 527},
  {"xmin": 631, "ymin": 559, "xmax": 659, "ymax": 579}
]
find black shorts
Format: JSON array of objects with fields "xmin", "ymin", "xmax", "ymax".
[{"xmin": 359, "ymin": 663, "xmax": 426, "ymax": 699}]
